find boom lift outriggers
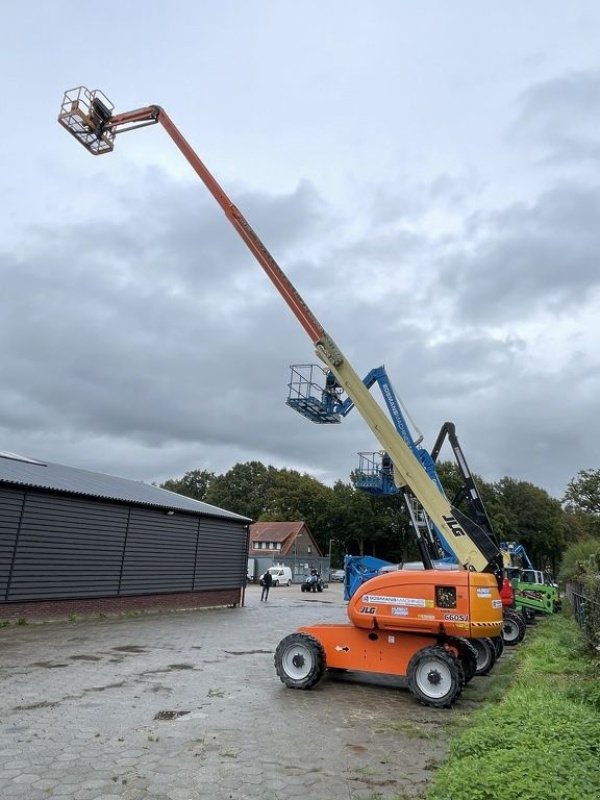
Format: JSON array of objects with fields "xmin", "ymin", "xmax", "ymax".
[{"xmin": 58, "ymin": 86, "xmax": 503, "ymax": 707}]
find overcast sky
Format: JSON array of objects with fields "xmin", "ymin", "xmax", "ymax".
[{"xmin": 1, "ymin": 1, "xmax": 599, "ymax": 499}]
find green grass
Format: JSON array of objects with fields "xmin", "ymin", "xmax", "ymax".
[{"xmin": 426, "ymin": 616, "xmax": 600, "ymax": 800}]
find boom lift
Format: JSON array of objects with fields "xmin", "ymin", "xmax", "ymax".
[
  {"xmin": 290, "ymin": 370, "xmax": 522, "ymax": 659},
  {"xmin": 432, "ymin": 425, "xmax": 552, "ymax": 631},
  {"xmin": 430, "ymin": 423, "xmax": 527, "ymax": 645},
  {"xmin": 500, "ymin": 541, "xmax": 560, "ymax": 616},
  {"xmin": 58, "ymin": 86, "xmax": 503, "ymax": 707}
]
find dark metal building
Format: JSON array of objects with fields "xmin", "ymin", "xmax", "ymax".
[{"xmin": 0, "ymin": 452, "xmax": 250, "ymax": 620}]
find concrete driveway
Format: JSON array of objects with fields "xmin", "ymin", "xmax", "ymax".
[{"xmin": 0, "ymin": 582, "xmax": 457, "ymax": 800}]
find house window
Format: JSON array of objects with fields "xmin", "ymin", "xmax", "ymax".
[
  {"xmin": 307, "ymin": 546, "xmax": 312, "ymax": 554},
  {"xmin": 276, "ymin": 543, "xmax": 281, "ymax": 550},
  {"xmin": 269, "ymin": 542, "xmax": 275, "ymax": 549}
]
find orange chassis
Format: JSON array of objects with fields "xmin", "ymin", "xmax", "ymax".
[{"xmin": 275, "ymin": 569, "xmax": 503, "ymax": 707}]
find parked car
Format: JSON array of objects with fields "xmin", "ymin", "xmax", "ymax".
[
  {"xmin": 301, "ymin": 570, "xmax": 325, "ymax": 592},
  {"xmin": 329, "ymin": 569, "xmax": 345, "ymax": 582},
  {"xmin": 260, "ymin": 566, "xmax": 292, "ymax": 587}
]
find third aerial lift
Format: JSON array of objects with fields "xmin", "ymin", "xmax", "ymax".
[{"xmin": 58, "ymin": 87, "xmax": 503, "ymax": 707}]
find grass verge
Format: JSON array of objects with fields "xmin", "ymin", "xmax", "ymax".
[{"xmin": 426, "ymin": 615, "xmax": 600, "ymax": 800}]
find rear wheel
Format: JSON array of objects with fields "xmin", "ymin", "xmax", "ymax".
[
  {"xmin": 407, "ymin": 646, "xmax": 463, "ymax": 708},
  {"xmin": 492, "ymin": 635, "xmax": 504, "ymax": 660},
  {"xmin": 470, "ymin": 637, "xmax": 497, "ymax": 676},
  {"xmin": 445, "ymin": 638, "xmax": 478, "ymax": 685},
  {"xmin": 503, "ymin": 610, "xmax": 526, "ymax": 646},
  {"xmin": 274, "ymin": 633, "xmax": 326, "ymax": 689}
]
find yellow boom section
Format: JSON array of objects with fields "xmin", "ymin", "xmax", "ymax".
[{"xmin": 315, "ymin": 333, "xmax": 490, "ymax": 572}]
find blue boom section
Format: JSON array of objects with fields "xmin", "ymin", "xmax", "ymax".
[
  {"xmin": 500, "ymin": 541, "xmax": 534, "ymax": 569},
  {"xmin": 286, "ymin": 363, "xmax": 458, "ymax": 566},
  {"xmin": 343, "ymin": 555, "xmax": 395, "ymax": 601},
  {"xmin": 343, "ymin": 554, "xmax": 459, "ymax": 600},
  {"xmin": 337, "ymin": 367, "xmax": 444, "ymax": 491},
  {"xmin": 287, "ymin": 364, "xmax": 446, "ymax": 494}
]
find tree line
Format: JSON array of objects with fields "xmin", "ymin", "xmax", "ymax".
[{"xmin": 161, "ymin": 462, "xmax": 600, "ymax": 573}]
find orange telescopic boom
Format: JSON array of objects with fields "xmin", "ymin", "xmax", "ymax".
[{"xmin": 58, "ymin": 87, "xmax": 323, "ymax": 344}]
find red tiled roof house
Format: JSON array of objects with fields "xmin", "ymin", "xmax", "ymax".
[{"xmin": 249, "ymin": 521, "xmax": 322, "ymax": 558}]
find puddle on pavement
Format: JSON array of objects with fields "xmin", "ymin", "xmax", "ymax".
[
  {"xmin": 145, "ymin": 684, "xmax": 172, "ymax": 694},
  {"xmin": 224, "ymin": 649, "xmax": 272, "ymax": 656},
  {"xmin": 84, "ymin": 681, "xmax": 125, "ymax": 693},
  {"xmin": 112, "ymin": 645, "xmax": 147, "ymax": 654},
  {"xmin": 69, "ymin": 654, "xmax": 102, "ymax": 661},
  {"xmin": 31, "ymin": 661, "xmax": 70, "ymax": 669},
  {"xmin": 14, "ymin": 700, "xmax": 59, "ymax": 711}
]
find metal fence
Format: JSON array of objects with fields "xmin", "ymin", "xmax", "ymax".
[{"xmin": 566, "ymin": 580, "xmax": 600, "ymax": 635}]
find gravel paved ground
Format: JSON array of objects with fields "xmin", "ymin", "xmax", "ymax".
[{"xmin": 0, "ymin": 583, "xmax": 471, "ymax": 800}]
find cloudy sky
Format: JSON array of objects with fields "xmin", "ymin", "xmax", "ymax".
[{"xmin": 1, "ymin": 1, "xmax": 599, "ymax": 499}]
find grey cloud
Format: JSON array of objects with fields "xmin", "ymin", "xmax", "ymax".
[
  {"xmin": 0, "ymin": 176, "xmax": 325, "ymax": 454},
  {"xmin": 441, "ymin": 183, "xmax": 600, "ymax": 322},
  {"xmin": 511, "ymin": 70, "xmax": 600, "ymax": 164},
  {"xmin": 1, "ymin": 164, "xmax": 597, "ymax": 499}
]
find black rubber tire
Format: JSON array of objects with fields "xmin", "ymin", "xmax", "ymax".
[
  {"xmin": 317, "ymin": 585, "xmax": 323, "ymax": 593},
  {"xmin": 274, "ymin": 633, "xmax": 326, "ymax": 689},
  {"xmin": 407, "ymin": 645, "xmax": 464, "ymax": 708},
  {"xmin": 470, "ymin": 637, "xmax": 497, "ymax": 676},
  {"xmin": 492, "ymin": 635, "xmax": 504, "ymax": 660},
  {"xmin": 445, "ymin": 638, "xmax": 478, "ymax": 685},
  {"xmin": 503, "ymin": 610, "xmax": 526, "ymax": 646}
]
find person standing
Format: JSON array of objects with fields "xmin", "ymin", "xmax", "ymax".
[{"xmin": 261, "ymin": 569, "xmax": 273, "ymax": 601}]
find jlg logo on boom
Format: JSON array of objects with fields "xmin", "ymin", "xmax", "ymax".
[{"xmin": 442, "ymin": 515, "xmax": 465, "ymax": 537}]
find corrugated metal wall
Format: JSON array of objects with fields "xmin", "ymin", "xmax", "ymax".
[
  {"xmin": 0, "ymin": 488, "xmax": 22, "ymax": 599},
  {"xmin": 0, "ymin": 487, "xmax": 248, "ymax": 603}
]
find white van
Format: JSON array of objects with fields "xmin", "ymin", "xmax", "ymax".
[{"xmin": 260, "ymin": 566, "xmax": 292, "ymax": 587}]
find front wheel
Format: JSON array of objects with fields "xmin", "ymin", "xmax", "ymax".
[
  {"xmin": 286, "ymin": 580, "xmax": 292, "ymax": 587},
  {"xmin": 407, "ymin": 646, "xmax": 463, "ymax": 708},
  {"xmin": 274, "ymin": 633, "xmax": 326, "ymax": 689},
  {"xmin": 273, "ymin": 580, "xmax": 279, "ymax": 587}
]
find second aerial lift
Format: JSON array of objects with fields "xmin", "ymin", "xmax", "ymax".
[
  {"xmin": 430, "ymin": 423, "xmax": 527, "ymax": 646},
  {"xmin": 58, "ymin": 87, "xmax": 503, "ymax": 707}
]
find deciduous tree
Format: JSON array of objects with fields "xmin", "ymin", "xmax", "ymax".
[{"xmin": 161, "ymin": 469, "xmax": 215, "ymax": 501}]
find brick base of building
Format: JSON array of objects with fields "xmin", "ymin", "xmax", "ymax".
[{"xmin": 0, "ymin": 588, "xmax": 244, "ymax": 623}]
